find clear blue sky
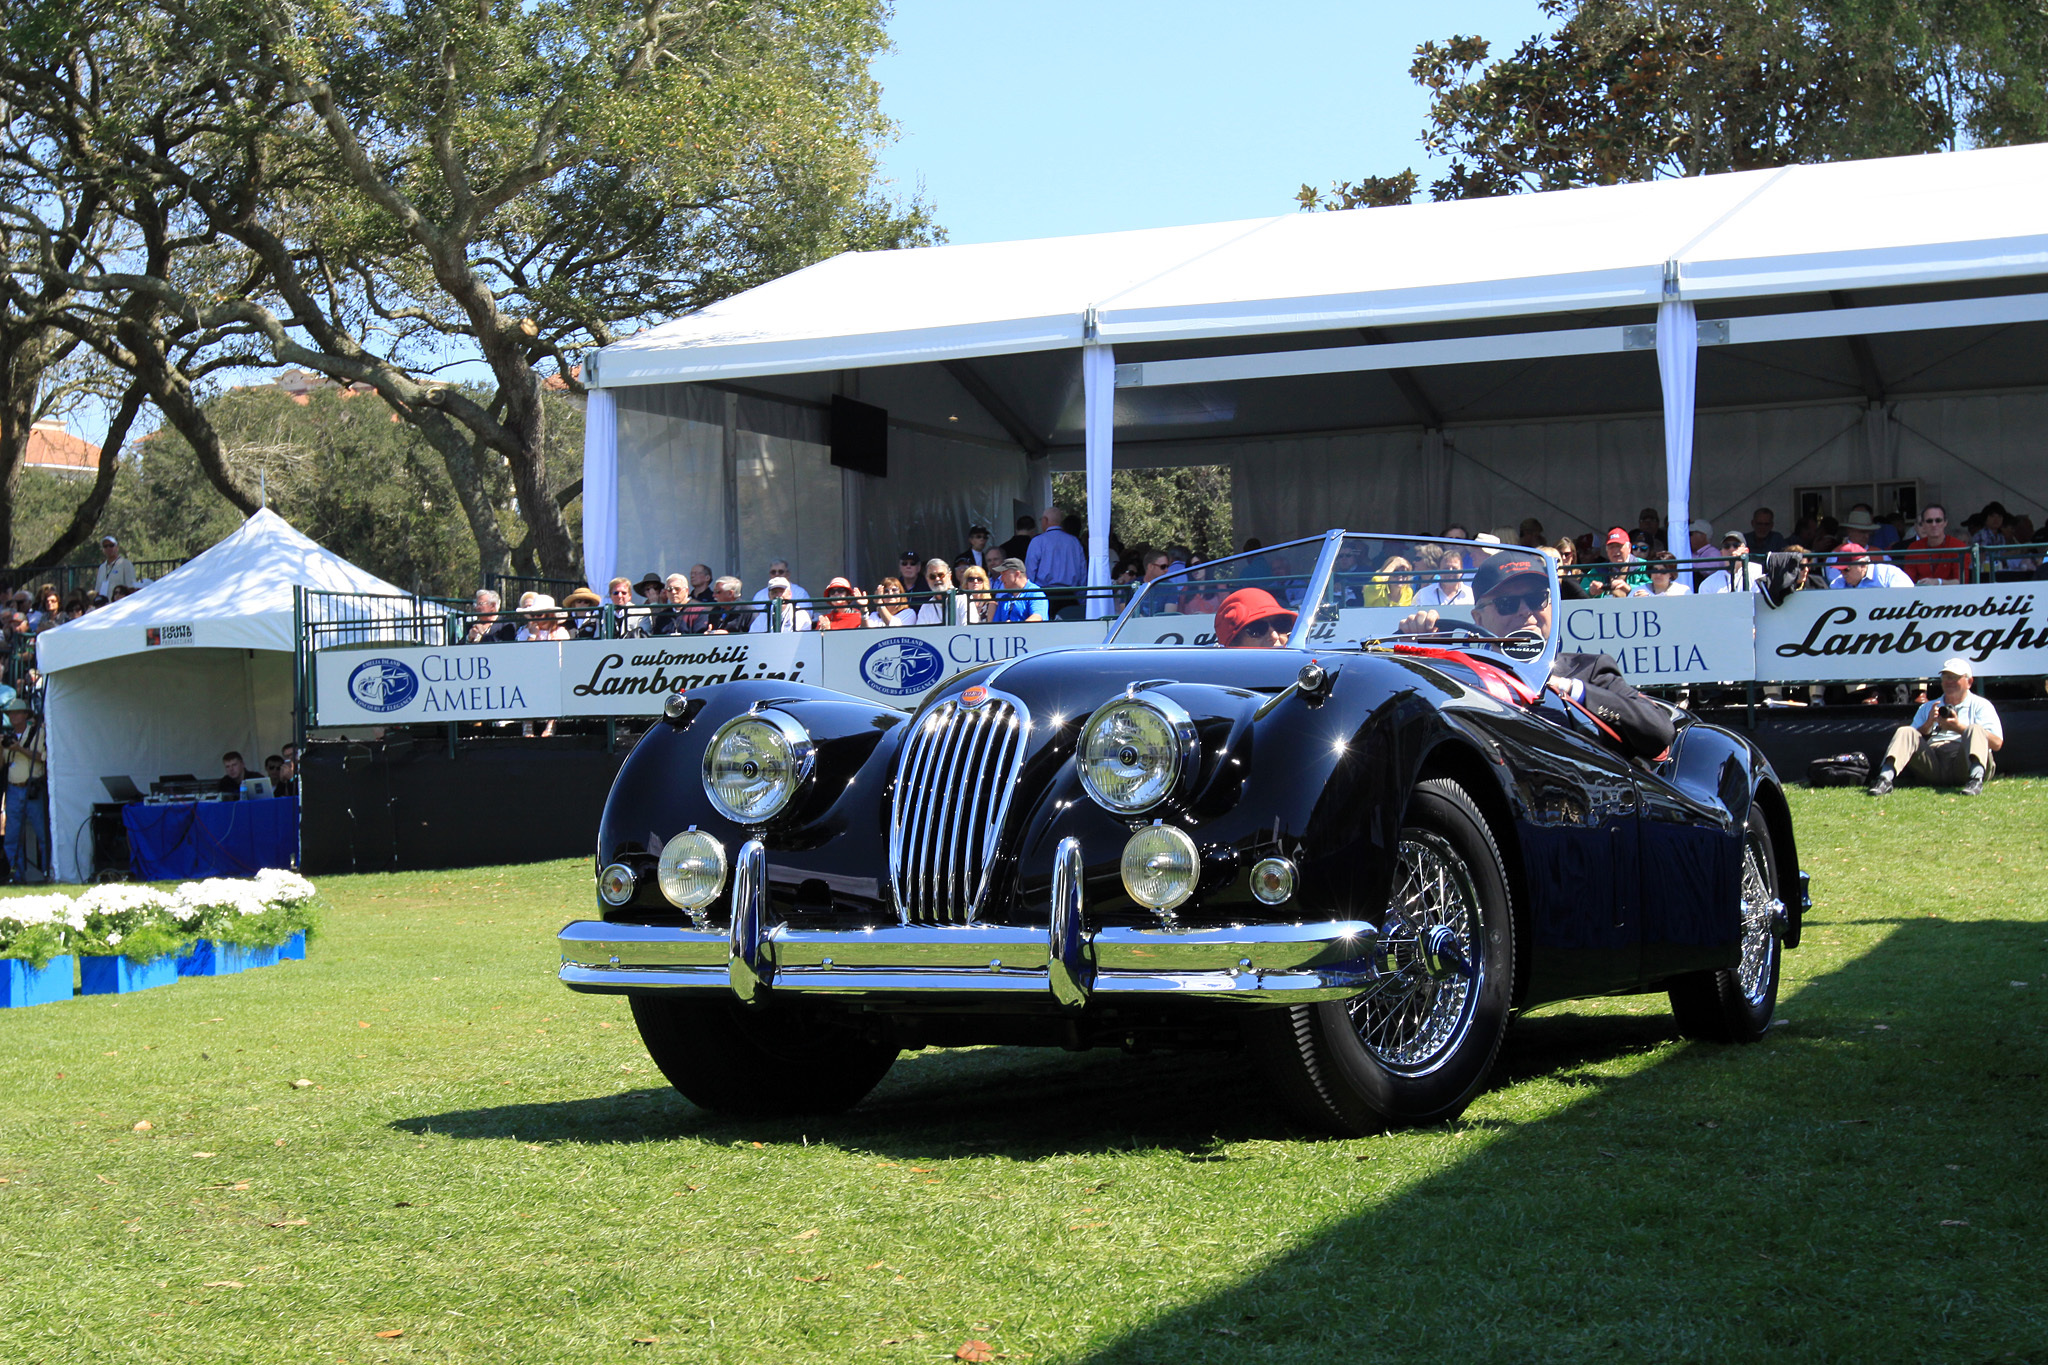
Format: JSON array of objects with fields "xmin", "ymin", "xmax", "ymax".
[{"xmin": 872, "ymin": 0, "xmax": 1550, "ymax": 244}]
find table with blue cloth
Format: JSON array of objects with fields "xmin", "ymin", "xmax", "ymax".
[{"xmin": 123, "ymin": 796, "xmax": 299, "ymax": 880}]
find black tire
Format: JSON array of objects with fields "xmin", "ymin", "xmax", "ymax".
[
  {"xmin": 1248, "ymin": 778, "xmax": 1516, "ymax": 1136},
  {"xmin": 628, "ymin": 995, "xmax": 899, "ymax": 1116},
  {"xmin": 1667, "ymin": 809, "xmax": 1781, "ymax": 1044}
]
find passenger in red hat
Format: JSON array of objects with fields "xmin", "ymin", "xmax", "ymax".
[
  {"xmin": 1212, "ymin": 587, "xmax": 1296, "ymax": 648},
  {"xmin": 813, "ymin": 577, "xmax": 864, "ymax": 630}
]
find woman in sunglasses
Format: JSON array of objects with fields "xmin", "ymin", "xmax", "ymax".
[{"xmin": 1212, "ymin": 587, "xmax": 1296, "ymax": 648}]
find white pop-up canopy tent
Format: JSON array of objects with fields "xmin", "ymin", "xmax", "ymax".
[
  {"xmin": 581, "ymin": 142, "xmax": 2048, "ymax": 603},
  {"xmin": 36, "ymin": 509, "xmax": 414, "ymax": 881}
]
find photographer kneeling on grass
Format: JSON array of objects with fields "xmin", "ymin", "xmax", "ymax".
[{"xmin": 1868, "ymin": 657, "xmax": 2003, "ymax": 797}]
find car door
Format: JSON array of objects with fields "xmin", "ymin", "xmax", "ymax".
[
  {"xmin": 1505, "ymin": 698, "xmax": 1643, "ymax": 1003},
  {"xmin": 1634, "ymin": 725, "xmax": 1745, "ymax": 981}
]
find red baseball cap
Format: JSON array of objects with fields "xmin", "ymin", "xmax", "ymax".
[
  {"xmin": 1836, "ymin": 542, "xmax": 1869, "ymax": 559},
  {"xmin": 1213, "ymin": 588, "xmax": 1296, "ymax": 647},
  {"xmin": 1605, "ymin": 526, "xmax": 1632, "ymax": 546}
]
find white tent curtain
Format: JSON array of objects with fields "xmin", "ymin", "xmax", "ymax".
[
  {"xmin": 1657, "ymin": 299, "xmax": 1698, "ymax": 556},
  {"xmin": 611, "ymin": 384, "xmax": 727, "ymax": 589},
  {"xmin": 581, "ymin": 388, "xmax": 618, "ymax": 592},
  {"xmin": 1083, "ymin": 342, "xmax": 1115, "ymax": 615},
  {"xmin": 732, "ymin": 395, "xmax": 840, "ymax": 594},
  {"xmin": 47, "ymin": 651, "xmax": 295, "ymax": 883},
  {"xmin": 856, "ymin": 426, "xmax": 1030, "ymax": 588}
]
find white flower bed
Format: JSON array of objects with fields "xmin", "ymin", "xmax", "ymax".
[{"xmin": 0, "ymin": 872, "xmax": 322, "ymax": 966}]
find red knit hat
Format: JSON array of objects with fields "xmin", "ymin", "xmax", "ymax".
[{"xmin": 1213, "ymin": 587, "xmax": 1297, "ymax": 647}]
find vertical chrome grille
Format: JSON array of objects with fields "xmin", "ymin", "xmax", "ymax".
[{"xmin": 889, "ymin": 696, "xmax": 1028, "ymax": 924}]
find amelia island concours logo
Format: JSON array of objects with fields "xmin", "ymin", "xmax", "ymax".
[
  {"xmin": 859, "ymin": 636, "xmax": 946, "ymax": 697},
  {"xmin": 345, "ymin": 657, "xmax": 421, "ymax": 713}
]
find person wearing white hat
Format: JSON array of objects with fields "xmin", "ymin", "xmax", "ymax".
[
  {"xmin": 1686, "ymin": 519, "xmax": 1715, "ymax": 588},
  {"xmin": 94, "ymin": 535, "xmax": 137, "ymax": 599},
  {"xmin": 748, "ymin": 576, "xmax": 812, "ymax": 633},
  {"xmin": 515, "ymin": 594, "xmax": 571, "ymax": 642},
  {"xmin": 1868, "ymin": 657, "xmax": 2002, "ymax": 796}
]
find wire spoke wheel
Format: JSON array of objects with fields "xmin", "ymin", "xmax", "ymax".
[
  {"xmin": 1668, "ymin": 808, "xmax": 1783, "ymax": 1045},
  {"xmin": 1735, "ymin": 836, "xmax": 1777, "ymax": 1006},
  {"xmin": 1351, "ymin": 832, "xmax": 1485, "ymax": 1075},
  {"xmin": 1249, "ymin": 778, "xmax": 1514, "ymax": 1135}
]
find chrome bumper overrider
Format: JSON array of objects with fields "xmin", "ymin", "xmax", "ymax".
[{"xmin": 559, "ymin": 839, "xmax": 1379, "ymax": 1007}]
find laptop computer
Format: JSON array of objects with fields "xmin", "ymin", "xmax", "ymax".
[
  {"xmin": 239, "ymin": 776, "xmax": 272, "ymax": 800},
  {"xmin": 100, "ymin": 775, "xmax": 146, "ymax": 803}
]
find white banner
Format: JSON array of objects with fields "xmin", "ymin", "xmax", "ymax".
[
  {"xmin": 814, "ymin": 622, "xmax": 1106, "ymax": 708},
  {"xmin": 1754, "ymin": 583, "xmax": 2048, "ymax": 681},
  {"xmin": 561, "ymin": 636, "xmax": 815, "ymax": 715},
  {"xmin": 309, "ymin": 585, "xmax": 2048, "ymax": 724},
  {"xmin": 311, "ymin": 635, "xmax": 822, "ymax": 724},
  {"xmin": 314, "ymin": 643, "xmax": 568, "ymax": 725},
  {"xmin": 1558, "ymin": 593, "xmax": 1756, "ymax": 685}
]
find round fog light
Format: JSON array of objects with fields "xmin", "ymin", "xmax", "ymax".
[
  {"xmin": 597, "ymin": 862, "xmax": 637, "ymax": 907},
  {"xmin": 1250, "ymin": 856, "xmax": 1297, "ymax": 906},
  {"xmin": 657, "ymin": 830, "xmax": 728, "ymax": 911},
  {"xmin": 1121, "ymin": 823, "xmax": 1199, "ymax": 914}
]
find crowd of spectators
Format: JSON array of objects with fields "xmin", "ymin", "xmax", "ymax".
[
  {"xmin": 455, "ymin": 495, "xmax": 2047, "ymax": 648},
  {"xmin": 460, "ymin": 507, "xmax": 1110, "ymax": 643},
  {"xmin": 1498, "ymin": 498, "xmax": 2042, "ymax": 602}
]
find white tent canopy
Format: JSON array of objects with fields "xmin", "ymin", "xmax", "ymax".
[
  {"xmin": 581, "ymin": 143, "xmax": 2048, "ymax": 602},
  {"xmin": 594, "ymin": 145, "xmax": 2048, "ymax": 383},
  {"xmin": 36, "ymin": 509, "xmax": 414, "ymax": 881}
]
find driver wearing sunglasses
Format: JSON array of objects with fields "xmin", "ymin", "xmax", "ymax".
[{"xmin": 1399, "ymin": 553, "xmax": 1674, "ymax": 763}]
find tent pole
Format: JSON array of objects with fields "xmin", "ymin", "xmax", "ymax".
[
  {"xmin": 1082, "ymin": 338, "xmax": 1115, "ymax": 617},
  {"xmin": 1656, "ymin": 276, "xmax": 1698, "ymax": 559}
]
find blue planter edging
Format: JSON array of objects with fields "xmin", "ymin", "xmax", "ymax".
[
  {"xmin": 177, "ymin": 938, "xmax": 297, "ymax": 976},
  {"xmin": 1, "ymin": 955, "xmax": 74, "ymax": 1007},
  {"xmin": 176, "ymin": 939, "xmax": 227, "ymax": 977},
  {"xmin": 279, "ymin": 930, "xmax": 307, "ymax": 961},
  {"xmin": 80, "ymin": 953, "xmax": 179, "ymax": 996}
]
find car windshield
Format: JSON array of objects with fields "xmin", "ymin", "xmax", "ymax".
[{"xmin": 1107, "ymin": 532, "xmax": 1559, "ymax": 692}]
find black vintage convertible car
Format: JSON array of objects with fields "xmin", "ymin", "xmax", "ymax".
[{"xmin": 559, "ymin": 532, "xmax": 1808, "ymax": 1134}]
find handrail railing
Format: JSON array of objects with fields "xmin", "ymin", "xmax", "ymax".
[{"xmin": 2, "ymin": 556, "xmax": 190, "ymax": 604}]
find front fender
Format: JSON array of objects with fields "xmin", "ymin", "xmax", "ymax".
[{"xmin": 595, "ymin": 680, "xmax": 906, "ymax": 921}]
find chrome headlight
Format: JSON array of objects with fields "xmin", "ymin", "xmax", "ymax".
[
  {"xmin": 702, "ymin": 710, "xmax": 814, "ymax": 823},
  {"xmin": 1121, "ymin": 823, "xmax": 1199, "ymax": 913},
  {"xmin": 1077, "ymin": 694, "xmax": 1196, "ymax": 814},
  {"xmin": 656, "ymin": 829, "xmax": 728, "ymax": 911}
]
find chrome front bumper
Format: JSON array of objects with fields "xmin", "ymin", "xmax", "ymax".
[{"xmin": 559, "ymin": 839, "xmax": 1379, "ymax": 1008}]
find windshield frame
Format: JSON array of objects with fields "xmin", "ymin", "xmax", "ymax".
[{"xmin": 1104, "ymin": 529, "xmax": 1558, "ymax": 692}]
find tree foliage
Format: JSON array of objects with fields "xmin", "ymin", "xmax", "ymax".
[
  {"xmin": 1, "ymin": 0, "xmax": 932, "ymax": 578},
  {"xmin": 12, "ymin": 382, "xmax": 582, "ymax": 596},
  {"xmin": 1300, "ymin": 0, "xmax": 2048, "ymax": 208},
  {"xmin": 1052, "ymin": 466, "xmax": 1235, "ymax": 565}
]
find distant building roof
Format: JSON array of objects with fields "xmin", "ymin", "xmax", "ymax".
[{"xmin": 25, "ymin": 418, "xmax": 101, "ymax": 472}]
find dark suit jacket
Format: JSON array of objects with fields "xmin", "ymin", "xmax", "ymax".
[{"xmin": 1550, "ymin": 652, "xmax": 1675, "ymax": 762}]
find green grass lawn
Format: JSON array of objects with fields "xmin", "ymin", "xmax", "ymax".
[{"xmin": 2, "ymin": 783, "xmax": 2045, "ymax": 1364}]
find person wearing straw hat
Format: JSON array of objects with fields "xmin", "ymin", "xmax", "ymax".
[{"xmin": 1868, "ymin": 658, "xmax": 2002, "ymax": 796}]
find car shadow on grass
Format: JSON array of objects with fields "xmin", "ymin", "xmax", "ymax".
[
  {"xmin": 391, "ymin": 1001, "xmax": 1690, "ymax": 1158},
  {"xmin": 1068, "ymin": 917, "xmax": 2048, "ymax": 1363}
]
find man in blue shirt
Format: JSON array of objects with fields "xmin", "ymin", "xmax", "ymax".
[
  {"xmin": 1024, "ymin": 505, "xmax": 1085, "ymax": 589},
  {"xmin": 991, "ymin": 559, "xmax": 1047, "ymax": 623}
]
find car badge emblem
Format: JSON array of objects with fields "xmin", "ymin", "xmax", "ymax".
[{"xmin": 961, "ymin": 685, "xmax": 989, "ymax": 708}]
